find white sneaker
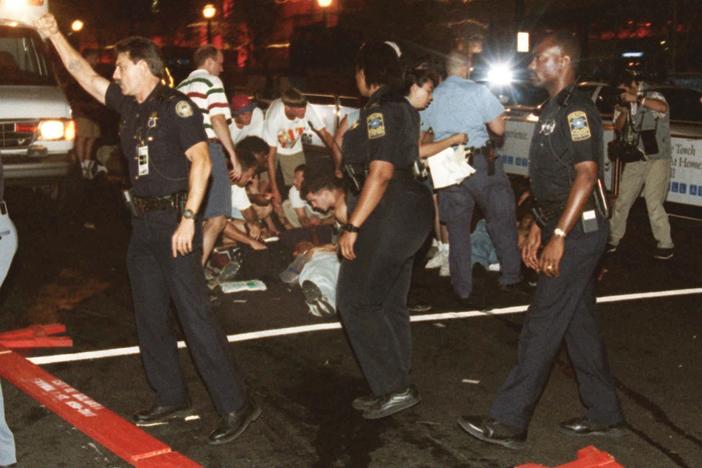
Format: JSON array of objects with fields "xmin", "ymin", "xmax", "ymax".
[
  {"xmin": 425, "ymin": 251, "xmax": 443, "ymax": 269},
  {"xmin": 487, "ymin": 263, "xmax": 501, "ymax": 272},
  {"xmin": 439, "ymin": 256, "xmax": 450, "ymax": 277}
]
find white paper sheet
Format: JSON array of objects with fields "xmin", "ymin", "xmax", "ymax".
[{"xmin": 426, "ymin": 145, "xmax": 476, "ymax": 189}]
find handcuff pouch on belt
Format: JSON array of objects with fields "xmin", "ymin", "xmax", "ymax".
[{"xmin": 123, "ymin": 190, "xmax": 188, "ymax": 217}]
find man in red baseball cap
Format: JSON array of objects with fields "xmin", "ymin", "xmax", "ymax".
[{"xmin": 229, "ymin": 95, "xmax": 264, "ymax": 144}]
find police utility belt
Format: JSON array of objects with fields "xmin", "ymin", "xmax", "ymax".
[
  {"xmin": 343, "ymin": 163, "xmax": 416, "ymax": 194},
  {"xmin": 531, "ymin": 183, "xmax": 609, "ymax": 235},
  {"xmin": 122, "ymin": 190, "xmax": 188, "ymax": 217}
]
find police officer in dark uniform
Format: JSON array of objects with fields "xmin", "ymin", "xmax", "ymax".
[
  {"xmin": 336, "ymin": 42, "xmax": 433, "ymax": 420},
  {"xmin": 36, "ymin": 14, "xmax": 259, "ymax": 446},
  {"xmin": 458, "ymin": 32, "xmax": 625, "ymax": 449}
]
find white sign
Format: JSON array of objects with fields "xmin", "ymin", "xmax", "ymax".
[{"xmin": 500, "ymin": 119, "xmax": 702, "ymax": 207}]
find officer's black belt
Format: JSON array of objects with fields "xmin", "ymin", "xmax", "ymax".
[
  {"xmin": 531, "ymin": 198, "xmax": 596, "ymax": 228},
  {"xmin": 469, "ymin": 145, "xmax": 491, "ymax": 155},
  {"xmin": 132, "ymin": 191, "xmax": 188, "ymax": 215},
  {"xmin": 391, "ymin": 169, "xmax": 415, "ymax": 182}
]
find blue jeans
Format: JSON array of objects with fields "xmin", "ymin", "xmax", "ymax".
[{"xmin": 0, "ymin": 380, "xmax": 16, "ymax": 466}]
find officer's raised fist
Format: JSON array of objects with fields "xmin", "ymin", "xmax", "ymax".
[{"xmin": 34, "ymin": 14, "xmax": 60, "ymax": 40}]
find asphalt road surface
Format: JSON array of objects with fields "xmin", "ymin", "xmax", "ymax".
[{"xmin": 1, "ymin": 176, "xmax": 701, "ymax": 468}]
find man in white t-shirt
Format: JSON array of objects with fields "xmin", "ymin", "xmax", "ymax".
[
  {"xmin": 229, "ymin": 95, "xmax": 264, "ymax": 144},
  {"xmin": 262, "ymin": 87, "xmax": 334, "ymax": 207}
]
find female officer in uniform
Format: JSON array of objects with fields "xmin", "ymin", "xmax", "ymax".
[{"xmin": 334, "ymin": 42, "xmax": 433, "ymax": 420}]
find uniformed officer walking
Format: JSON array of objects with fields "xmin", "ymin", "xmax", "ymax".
[
  {"xmin": 36, "ymin": 14, "xmax": 260, "ymax": 445},
  {"xmin": 335, "ymin": 42, "xmax": 433, "ymax": 419},
  {"xmin": 420, "ymin": 51, "xmax": 523, "ymax": 306},
  {"xmin": 458, "ymin": 32, "xmax": 625, "ymax": 449}
]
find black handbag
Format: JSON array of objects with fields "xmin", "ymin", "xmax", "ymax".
[{"xmin": 608, "ymin": 138, "xmax": 644, "ymax": 163}]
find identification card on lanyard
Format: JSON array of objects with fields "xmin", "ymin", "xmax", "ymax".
[{"xmin": 137, "ymin": 144, "xmax": 149, "ymax": 176}]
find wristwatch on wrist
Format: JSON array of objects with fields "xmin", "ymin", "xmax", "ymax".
[
  {"xmin": 342, "ymin": 223, "xmax": 361, "ymax": 233},
  {"xmin": 182, "ymin": 209, "xmax": 196, "ymax": 220},
  {"xmin": 553, "ymin": 227, "xmax": 566, "ymax": 238}
]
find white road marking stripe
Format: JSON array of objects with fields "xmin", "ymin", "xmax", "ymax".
[{"xmin": 27, "ymin": 287, "xmax": 702, "ymax": 366}]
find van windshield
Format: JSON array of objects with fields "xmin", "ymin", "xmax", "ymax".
[{"xmin": 0, "ymin": 26, "xmax": 52, "ymax": 86}]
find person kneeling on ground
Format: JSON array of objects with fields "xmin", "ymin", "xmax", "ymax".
[{"xmin": 222, "ymin": 148, "xmax": 268, "ymax": 251}]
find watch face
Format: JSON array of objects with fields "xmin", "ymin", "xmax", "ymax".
[{"xmin": 183, "ymin": 209, "xmax": 195, "ymax": 219}]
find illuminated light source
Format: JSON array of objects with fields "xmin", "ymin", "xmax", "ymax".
[
  {"xmin": 487, "ymin": 63, "xmax": 514, "ymax": 87},
  {"xmin": 37, "ymin": 120, "xmax": 68, "ymax": 140},
  {"xmin": 622, "ymin": 51, "xmax": 644, "ymax": 58},
  {"xmin": 516, "ymin": 32, "xmax": 529, "ymax": 53},
  {"xmin": 2, "ymin": 0, "xmax": 45, "ymax": 7},
  {"xmin": 317, "ymin": 0, "xmax": 332, "ymax": 6},
  {"xmin": 70, "ymin": 19, "xmax": 83, "ymax": 32},
  {"xmin": 202, "ymin": 3, "xmax": 216, "ymax": 19}
]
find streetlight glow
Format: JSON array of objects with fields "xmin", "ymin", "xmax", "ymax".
[
  {"xmin": 317, "ymin": 0, "xmax": 332, "ymax": 7},
  {"xmin": 202, "ymin": 4, "xmax": 216, "ymax": 19},
  {"xmin": 71, "ymin": 19, "xmax": 84, "ymax": 33}
]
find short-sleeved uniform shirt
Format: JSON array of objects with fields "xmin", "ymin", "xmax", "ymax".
[
  {"xmin": 105, "ymin": 83, "xmax": 207, "ymax": 197},
  {"xmin": 342, "ymin": 86, "xmax": 419, "ymax": 171},
  {"xmin": 420, "ymin": 76, "xmax": 504, "ymax": 146},
  {"xmin": 176, "ymin": 69, "xmax": 231, "ymax": 140},
  {"xmin": 528, "ymin": 87, "xmax": 603, "ymax": 205},
  {"xmin": 262, "ymin": 99, "xmax": 324, "ymax": 155}
]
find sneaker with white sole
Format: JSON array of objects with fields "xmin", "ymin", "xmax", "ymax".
[
  {"xmin": 653, "ymin": 247, "xmax": 674, "ymax": 260},
  {"xmin": 425, "ymin": 251, "xmax": 443, "ymax": 269},
  {"xmin": 439, "ymin": 257, "xmax": 450, "ymax": 277},
  {"xmin": 301, "ymin": 280, "xmax": 335, "ymax": 316}
]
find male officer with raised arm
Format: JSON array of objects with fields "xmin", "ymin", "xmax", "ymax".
[{"xmin": 35, "ymin": 13, "xmax": 260, "ymax": 446}]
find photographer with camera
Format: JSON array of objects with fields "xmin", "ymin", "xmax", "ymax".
[{"xmin": 608, "ymin": 71, "xmax": 674, "ymax": 260}]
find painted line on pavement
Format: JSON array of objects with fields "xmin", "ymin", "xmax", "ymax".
[{"xmin": 27, "ymin": 287, "xmax": 702, "ymax": 366}]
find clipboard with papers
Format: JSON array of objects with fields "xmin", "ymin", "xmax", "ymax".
[{"xmin": 425, "ymin": 145, "xmax": 476, "ymax": 189}]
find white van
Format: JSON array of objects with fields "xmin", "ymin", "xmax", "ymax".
[{"xmin": 0, "ymin": 0, "xmax": 74, "ymax": 193}]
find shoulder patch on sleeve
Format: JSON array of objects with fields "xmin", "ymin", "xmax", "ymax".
[
  {"xmin": 175, "ymin": 100, "xmax": 194, "ymax": 118},
  {"xmin": 367, "ymin": 112, "xmax": 385, "ymax": 139},
  {"xmin": 567, "ymin": 110, "xmax": 591, "ymax": 141}
]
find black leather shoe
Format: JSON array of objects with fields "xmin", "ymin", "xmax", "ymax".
[
  {"xmin": 559, "ymin": 416, "xmax": 626, "ymax": 437},
  {"xmin": 352, "ymin": 394, "xmax": 381, "ymax": 411},
  {"xmin": 458, "ymin": 416, "xmax": 526, "ymax": 450},
  {"xmin": 208, "ymin": 400, "xmax": 262, "ymax": 445},
  {"xmin": 132, "ymin": 402, "xmax": 194, "ymax": 427},
  {"xmin": 362, "ymin": 386, "xmax": 421, "ymax": 420}
]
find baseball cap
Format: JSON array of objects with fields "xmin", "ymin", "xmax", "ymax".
[{"xmin": 230, "ymin": 95, "xmax": 256, "ymax": 115}]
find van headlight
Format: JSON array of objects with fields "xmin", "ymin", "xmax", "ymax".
[
  {"xmin": 487, "ymin": 63, "xmax": 514, "ymax": 87},
  {"xmin": 1, "ymin": 0, "xmax": 46, "ymax": 8},
  {"xmin": 37, "ymin": 119, "xmax": 75, "ymax": 141}
]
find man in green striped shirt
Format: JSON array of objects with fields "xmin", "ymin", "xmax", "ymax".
[{"xmin": 177, "ymin": 46, "xmax": 241, "ymax": 265}]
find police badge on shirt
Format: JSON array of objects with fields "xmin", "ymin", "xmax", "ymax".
[
  {"xmin": 567, "ymin": 111, "xmax": 591, "ymax": 141},
  {"xmin": 367, "ymin": 112, "xmax": 386, "ymax": 139}
]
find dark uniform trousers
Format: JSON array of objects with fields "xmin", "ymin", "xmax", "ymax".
[
  {"xmin": 127, "ymin": 209, "xmax": 247, "ymax": 415},
  {"xmin": 337, "ymin": 180, "xmax": 433, "ymax": 396},
  {"xmin": 489, "ymin": 217, "xmax": 623, "ymax": 431},
  {"xmin": 440, "ymin": 155, "xmax": 522, "ymax": 298}
]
